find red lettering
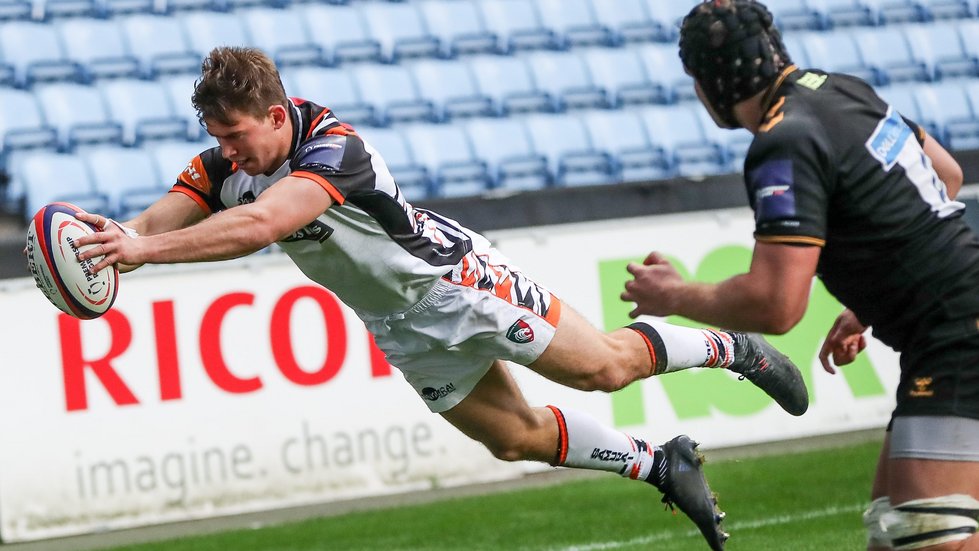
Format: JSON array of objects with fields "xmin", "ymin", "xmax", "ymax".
[
  {"xmin": 199, "ymin": 292, "xmax": 262, "ymax": 394},
  {"xmin": 368, "ymin": 333, "xmax": 392, "ymax": 378},
  {"xmin": 60, "ymin": 311, "xmax": 138, "ymax": 412},
  {"xmin": 153, "ymin": 301, "xmax": 181, "ymax": 401},
  {"xmin": 270, "ymin": 286, "xmax": 347, "ymax": 386}
]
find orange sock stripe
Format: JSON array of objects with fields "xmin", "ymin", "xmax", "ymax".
[
  {"xmin": 628, "ymin": 327, "xmax": 658, "ymax": 375},
  {"xmin": 546, "ymin": 405, "xmax": 569, "ymax": 466}
]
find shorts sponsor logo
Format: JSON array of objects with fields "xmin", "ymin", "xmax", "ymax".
[
  {"xmin": 910, "ymin": 377, "xmax": 934, "ymax": 398},
  {"xmin": 506, "ymin": 320, "xmax": 535, "ymax": 344},
  {"xmin": 422, "ymin": 383, "xmax": 456, "ymax": 402}
]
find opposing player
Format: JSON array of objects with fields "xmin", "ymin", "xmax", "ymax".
[
  {"xmin": 622, "ymin": 2, "xmax": 979, "ymax": 550},
  {"xmin": 74, "ymin": 46, "xmax": 809, "ymax": 550}
]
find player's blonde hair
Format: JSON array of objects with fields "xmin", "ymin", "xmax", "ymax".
[{"xmin": 192, "ymin": 46, "xmax": 289, "ymax": 126}]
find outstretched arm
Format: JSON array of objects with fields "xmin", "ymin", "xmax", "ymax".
[
  {"xmin": 621, "ymin": 241, "xmax": 820, "ymax": 334},
  {"xmin": 76, "ymin": 176, "xmax": 334, "ymax": 273},
  {"xmin": 922, "ymin": 132, "xmax": 963, "ymax": 199}
]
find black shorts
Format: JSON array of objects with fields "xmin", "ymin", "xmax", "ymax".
[{"xmin": 893, "ymin": 316, "xmax": 979, "ymax": 421}]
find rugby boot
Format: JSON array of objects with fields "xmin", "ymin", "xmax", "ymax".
[
  {"xmin": 729, "ymin": 333, "xmax": 809, "ymax": 416},
  {"xmin": 654, "ymin": 435, "xmax": 728, "ymax": 551}
]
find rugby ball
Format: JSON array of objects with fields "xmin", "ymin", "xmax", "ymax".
[{"xmin": 26, "ymin": 202, "xmax": 118, "ymax": 319}]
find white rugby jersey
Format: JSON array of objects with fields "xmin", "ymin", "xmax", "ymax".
[{"xmin": 170, "ymin": 98, "xmax": 481, "ymax": 317}]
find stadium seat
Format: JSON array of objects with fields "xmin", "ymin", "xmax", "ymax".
[
  {"xmin": 0, "ymin": 21, "xmax": 82, "ymax": 86},
  {"xmin": 957, "ymin": 21, "xmax": 979, "ymax": 67},
  {"xmin": 237, "ymin": 7, "xmax": 322, "ymax": 67},
  {"xmin": 355, "ymin": 126, "xmax": 431, "ymax": 201},
  {"xmin": 160, "ymin": 0, "xmax": 218, "ymax": 13},
  {"xmin": 34, "ymin": 83, "xmax": 123, "ymax": 149},
  {"xmin": 695, "ymin": 108, "xmax": 754, "ymax": 172},
  {"xmin": 579, "ymin": 47, "xmax": 668, "ymax": 106},
  {"xmin": 83, "ymin": 145, "xmax": 167, "ymax": 219},
  {"xmin": 157, "ymin": 73, "xmax": 207, "ymax": 140},
  {"xmin": 146, "ymin": 138, "xmax": 213, "ymax": 187},
  {"xmin": 293, "ymin": 4, "xmax": 381, "ymax": 65},
  {"xmin": 32, "ymin": 0, "xmax": 97, "ymax": 20},
  {"xmin": 765, "ymin": 0, "xmax": 826, "ymax": 31},
  {"xmin": 280, "ymin": 67, "xmax": 376, "ymax": 127},
  {"xmin": 118, "ymin": 14, "xmax": 201, "ymax": 76},
  {"xmin": 780, "ymin": 34, "xmax": 811, "ymax": 69},
  {"xmin": 360, "ymin": 2, "xmax": 440, "ymax": 63},
  {"xmin": 98, "ymin": 79, "xmax": 188, "ymax": 145},
  {"xmin": 350, "ymin": 64, "xmax": 436, "ymax": 126},
  {"xmin": 400, "ymin": 123, "xmax": 490, "ymax": 198},
  {"xmin": 535, "ymin": 0, "xmax": 613, "ymax": 48},
  {"xmin": 806, "ymin": 0, "xmax": 879, "ymax": 27},
  {"xmin": 919, "ymin": 0, "xmax": 974, "ymax": 19},
  {"xmin": 0, "ymin": 87, "xmax": 57, "ymax": 154},
  {"xmin": 180, "ymin": 11, "xmax": 251, "ymax": 59},
  {"xmin": 97, "ymin": 0, "xmax": 154, "ymax": 17},
  {"xmin": 902, "ymin": 22, "xmax": 978, "ymax": 80},
  {"xmin": 587, "ymin": 0, "xmax": 667, "ymax": 43},
  {"xmin": 523, "ymin": 51, "xmax": 609, "ymax": 111},
  {"xmin": 637, "ymin": 104, "xmax": 726, "ymax": 178},
  {"xmin": 799, "ymin": 30, "xmax": 881, "ymax": 84},
  {"xmin": 476, "ymin": 0, "xmax": 559, "ymax": 53},
  {"xmin": 463, "ymin": 117, "xmax": 549, "ymax": 192},
  {"xmin": 407, "ymin": 59, "xmax": 493, "ymax": 121},
  {"xmin": 523, "ymin": 113, "xmax": 615, "ymax": 187},
  {"xmin": 634, "ymin": 43, "xmax": 695, "ymax": 103},
  {"xmin": 0, "ymin": 0, "xmax": 30, "ymax": 22},
  {"xmin": 468, "ymin": 55, "xmax": 553, "ymax": 115},
  {"xmin": 16, "ymin": 152, "xmax": 109, "ymax": 221},
  {"xmin": 579, "ymin": 109, "xmax": 672, "ymax": 182},
  {"xmin": 852, "ymin": 27, "xmax": 930, "ymax": 84},
  {"xmin": 417, "ymin": 0, "xmax": 497, "ymax": 57},
  {"xmin": 877, "ymin": 0, "xmax": 929, "ymax": 24},
  {"xmin": 56, "ymin": 18, "xmax": 140, "ymax": 81},
  {"xmin": 875, "ymin": 82, "xmax": 935, "ymax": 134},
  {"xmin": 912, "ymin": 82, "xmax": 979, "ymax": 150},
  {"xmin": 641, "ymin": 0, "xmax": 696, "ymax": 38}
]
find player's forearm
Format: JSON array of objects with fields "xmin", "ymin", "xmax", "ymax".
[
  {"xmin": 670, "ymin": 274, "xmax": 804, "ymax": 335},
  {"xmin": 137, "ymin": 207, "xmax": 278, "ymax": 264}
]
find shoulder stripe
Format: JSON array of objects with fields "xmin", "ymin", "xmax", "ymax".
[
  {"xmin": 169, "ymin": 185, "xmax": 212, "ymax": 213},
  {"xmin": 755, "ymin": 234, "xmax": 825, "ymax": 247},
  {"xmin": 291, "ymin": 170, "xmax": 345, "ymax": 205}
]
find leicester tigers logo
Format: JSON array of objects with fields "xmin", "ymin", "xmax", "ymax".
[{"xmin": 506, "ymin": 320, "xmax": 535, "ymax": 344}]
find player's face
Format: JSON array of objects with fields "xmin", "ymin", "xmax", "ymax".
[{"xmin": 206, "ymin": 107, "xmax": 286, "ymax": 176}]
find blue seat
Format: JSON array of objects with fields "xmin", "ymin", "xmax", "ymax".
[
  {"xmin": 920, "ymin": 0, "xmax": 974, "ymax": 19},
  {"xmin": 160, "ymin": 0, "xmax": 218, "ymax": 12},
  {"xmin": 34, "ymin": 83, "xmax": 123, "ymax": 149},
  {"xmin": 401, "ymin": 123, "xmax": 490, "ymax": 198},
  {"xmin": 902, "ymin": 22, "xmax": 978, "ymax": 80},
  {"xmin": 800, "ymin": 30, "xmax": 880, "ymax": 84},
  {"xmin": 635, "ymin": 43, "xmax": 695, "ymax": 102},
  {"xmin": 280, "ymin": 66, "xmax": 375, "ymax": 127},
  {"xmin": 587, "ymin": 0, "xmax": 667, "ymax": 43},
  {"xmin": 0, "ymin": 0, "xmax": 30, "ymax": 22},
  {"xmin": 958, "ymin": 21, "xmax": 979, "ymax": 67},
  {"xmin": 180, "ymin": 11, "xmax": 251, "ymax": 59},
  {"xmin": 637, "ymin": 104, "xmax": 726, "ymax": 178},
  {"xmin": 294, "ymin": 4, "xmax": 380, "ymax": 65},
  {"xmin": 0, "ymin": 87, "xmax": 57, "ymax": 153},
  {"xmin": 641, "ymin": 0, "xmax": 695, "ymax": 39},
  {"xmin": 119, "ymin": 14, "xmax": 201, "ymax": 76},
  {"xmin": 766, "ymin": 0, "xmax": 826, "ymax": 30},
  {"xmin": 0, "ymin": 21, "xmax": 82, "ymax": 86},
  {"xmin": 99, "ymin": 79, "xmax": 188, "ymax": 145},
  {"xmin": 523, "ymin": 113, "xmax": 615, "ymax": 187},
  {"xmin": 536, "ymin": 0, "xmax": 613, "ymax": 47},
  {"xmin": 781, "ymin": 34, "xmax": 811, "ymax": 69},
  {"xmin": 96, "ymin": 0, "xmax": 154, "ymax": 17},
  {"xmin": 876, "ymin": 82, "xmax": 935, "ymax": 134},
  {"xmin": 695, "ymin": 107, "xmax": 754, "ymax": 172},
  {"xmin": 56, "ymin": 18, "xmax": 140, "ymax": 81},
  {"xmin": 469, "ymin": 55, "xmax": 552, "ymax": 115},
  {"xmin": 476, "ymin": 0, "xmax": 559, "ymax": 52},
  {"xmin": 852, "ymin": 27, "xmax": 929, "ymax": 84},
  {"xmin": 912, "ymin": 82, "xmax": 979, "ymax": 150},
  {"xmin": 355, "ymin": 126, "xmax": 431, "ymax": 201},
  {"xmin": 579, "ymin": 108, "xmax": 671, "ymax": 182},
  {"xmin": 158, "ymin": 73, "xmax": 207, "ymax": 140},
  {"xmin": 408, "ymin": 59, "xmax": 493, "ymax": 121},
  {"xmin": 360, "ymin": 2, "xmax": 440, "ymax": 63},
  {"xmin": 806, "ymin": 0, "xmax": 879, "ymax": 27},
  {"xmin": 877, "ymin": 0, "xmax": 929, "ymax": 23},
  {"xmin": 351, "ymin": 64, "xmax": 435, "ymax": 125},
  {"xmin": 238, "ymin": 7, "xmax": 321, "ymax": 67},
  {"xmin": 417, "ymin": 0, "xmax": 497, "ymax": 57},
  {"xmin": 464, "ymin": 117, "xmax": 549, "ymax": 192},
  {"xmin": 523, "ymin": 51, "xmax": 609, "ymax": 111},
  {"xmin": 579, "ymin": 47, "xmax": 667, "ymax": 106},
  {"xmin": 16, "ymin": 152, "xmax": 108, "ymax": 220},
  {"xmin": 33, "ymin": 0, "xmax": 97, "ymax": 19},
  {"xmin": 146, "ymin": 138, "xmax": 213, "ymax": 188},
  {"xmin": 82, "ymin": 145, "xmax": 166, "ymax": 219}
]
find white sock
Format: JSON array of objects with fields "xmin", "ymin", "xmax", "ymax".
[
  {"xmin": 628, "ymin": 317, "xmax": 735, "ymax": 374},
  {"xmin": 547, "ymin": 406, "xmax": 665, "ymax": 484}
]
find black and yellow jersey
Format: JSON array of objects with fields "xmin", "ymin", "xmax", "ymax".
[{"xmin": 744, "ymin": 67, "xmax": 979, "ymax": 351}]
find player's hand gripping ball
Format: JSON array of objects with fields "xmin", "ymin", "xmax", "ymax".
[{"xmin": 26, "ymin": 202, "xmax": 118, "ymax": 319}]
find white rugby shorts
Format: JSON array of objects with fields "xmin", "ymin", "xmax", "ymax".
[{"xmin": 364, "ymin": 249, "xmax": 562, "ymax": 413}]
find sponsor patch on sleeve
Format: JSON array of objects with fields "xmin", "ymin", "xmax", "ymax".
[
  {"xmin": 865, "ymin": 107, "xmax": 912, "ymax": 171},
  {"xmin": 296, "ymin": 135, "xmax": 347, "ymax": 172},
  {"xmin": 748, "ymin": 159, "xmax": 796, "ymax": 223}
]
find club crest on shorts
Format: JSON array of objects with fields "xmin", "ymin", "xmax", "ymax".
[{"xmin": 506, "ymin": 319, "xmax": 535, "ymax": 344}]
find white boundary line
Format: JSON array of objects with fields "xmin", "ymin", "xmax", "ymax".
[{"xmin": 544, "ymin": 502, "xmax": 867, "ymax": 551}]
